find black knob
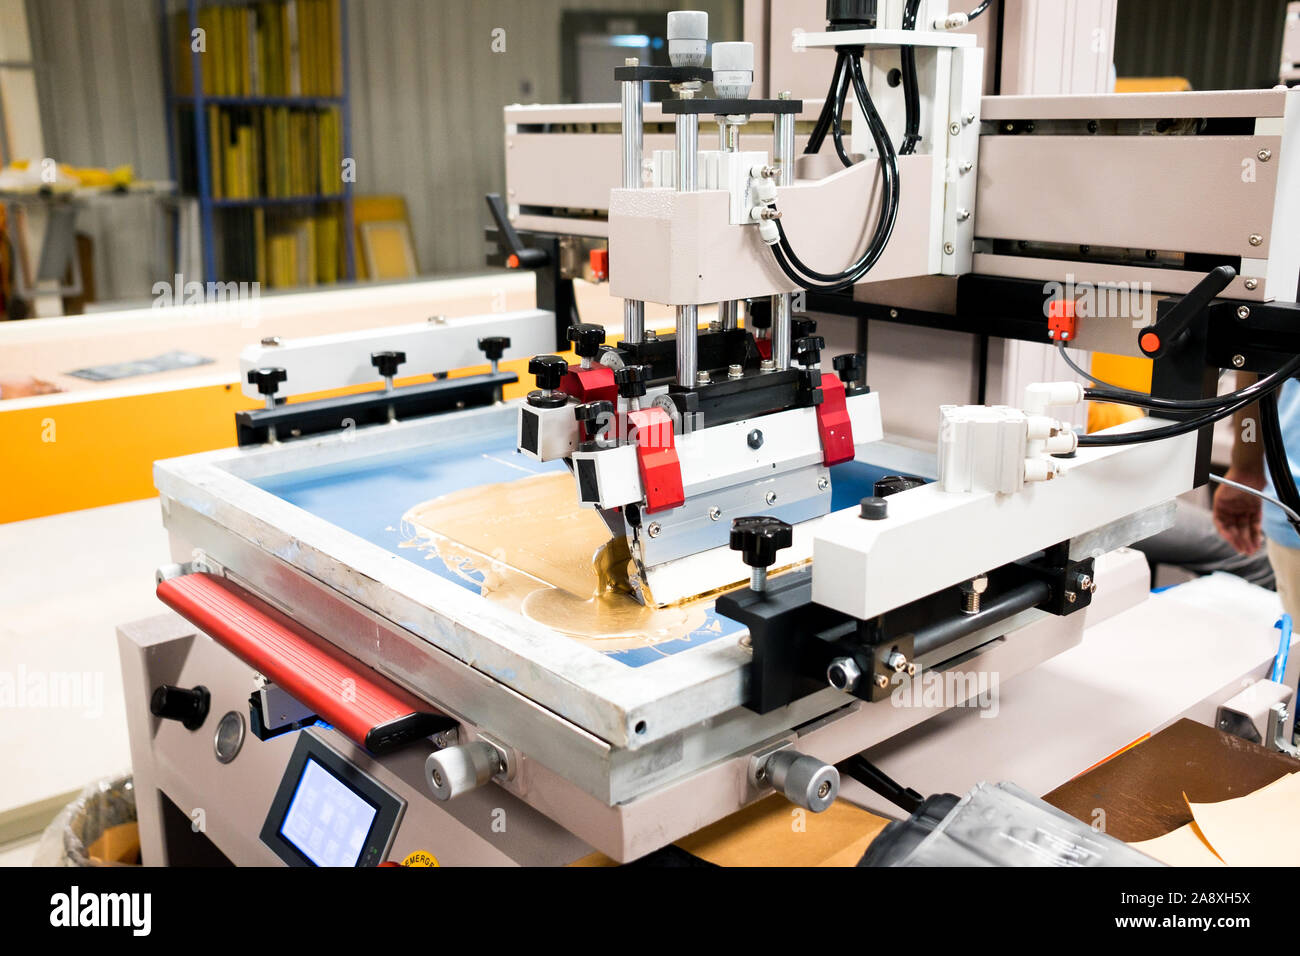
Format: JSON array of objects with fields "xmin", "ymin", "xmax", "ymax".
[
  {"xmin": 748, "ymin": 299, "xmax": 772, "ymax": 330},
  {"xmin": 833, "ymin": 352, "xmax": 864, "ymax": 383},
  {"xmin": 247, "ymin": 366, "xmax": 287, "ymax": 396},
  {"xmin": 370, "ymin": 350, "xmax": 406, "ymax": 379},
  {"xmin": 567, "ymin": 323, "xmax": 607, "ymax": 361},
  {"xmin": 859, "ymin": 496, "xmax": 888, "ymax": 520},
  {"xmin": 874, "ymin": 474, "xmax": 925, "ymax": 498},
  {"xmin": 791, "ymin": 317, "xmax": 819, "ymax": 341},
  {"xmin": 729, "ymin": 516, "xmax": 794, "ymax": 570},
  {"xmin": 574, "ymin": 400, "xmax": 615, "ymax": 425},
  {"xmin": 827, "ymin": 0, "xmax": 878, "ymax": 31},
  {"xmin": 614, "ymin": 364, "xmax": 649, "ymax": 399},
  {"xmin": 150, "ymin": 684, "xmax": 210, "ymax": 731},
  {"xmin": 795, "ymin": 335, "xmax": 825, "ymax": 367},
  {"xmin": 528, "ymin": 354, "xmax": 569, "ymax": 392},
  {"xmin": 478, "ymin": 336, "xmax": 511, "ymax": 362}
]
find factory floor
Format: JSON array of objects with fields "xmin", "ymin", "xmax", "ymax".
[{"xmin": 0, "ymin": 497, "xmax": 169, "ymax": 860}]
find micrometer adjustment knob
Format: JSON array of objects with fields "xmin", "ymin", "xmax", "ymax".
[
  {"xmin": 730, "ymin": 515, "xmax": 794, "ymax": 570},
  {"xmin": 528, "ymin": 354, "xmax": 569, "ymax": 392},
  {"xmin": 369, "ymin": 350, "xmax": 406, "ymax": 379},
  {"xmin": 246, "ymin": 366, "xmax": 287, "ymax": 396},
  {"xmin": 424, "ymin": 741, "xmax": 502, "ymax": 801},
  {"xmin": 761, "ymin": 748, "xmax": 839, "ymax": 813},
  {"xmin": 614, "ymin": 364, "xmax": 649, "ymax": 399},
  {"xmin": 566, "ymin": 323, "xmax": 607, "ymax": 360},
  {"xmin": 477, "ymin": 336, "xmax": 511, "ymax": 362}
]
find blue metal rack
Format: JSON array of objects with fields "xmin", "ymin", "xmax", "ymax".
[{"xmin": 159, "ymin": 0, "xmax": 356, "ymax": 285}]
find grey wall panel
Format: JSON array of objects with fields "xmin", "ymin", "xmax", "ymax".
[{"xmin": 1114, "ymin": 0, "xmax": 1289, "ymax": 91}]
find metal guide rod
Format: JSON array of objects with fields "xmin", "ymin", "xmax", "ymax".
[
  {"xmin": 772, "ymin": 91, "xmax": 796, "ymax": 368},
  {"xmin": 621, "ymin": 59, "xmax": 646, "ymax": 345},
  {"xmin": 720, "ymin": 115, "xmax": 740, "ymax": 332},
  {"xmin": 675, "ymin": 96, "xmax": 700, "ymax": 388}
]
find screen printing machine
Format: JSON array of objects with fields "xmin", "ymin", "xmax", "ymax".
[{"xmin": 119, "ymin": 2, "xmax": 1300, "ymax": 866}]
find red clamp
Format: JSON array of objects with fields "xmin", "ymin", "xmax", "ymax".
[
  {"xmin": 754, "ymin": 337, "xmax": 773, "ymax": 361},
  {"xmin": 561, "ymin": 364, "xmax": 617, "ymax": 405},
  {"xmin": 815, "ymin": 372, "xmax": 856, "ymax": 467},
  {"xmin": 589, "ymin": 248, "xmax": 609, "ymax": 282},
  {"xmin": 1048, "ymin": 299, "xmax": 1078, "ymax": 342},
  {"xmin": 156, "ymin": 573, "xmax": 453, "ymax": 754},
  {"xmin": 627, "ymin": 406, "xmax": 684, "ymax": 514}
]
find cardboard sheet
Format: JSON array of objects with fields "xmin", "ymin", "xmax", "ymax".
[
  {"xmin": 1186, "ymin": 772, "xmax": 1300, "ymax": 867},
  {"xmin": 1129, "ymin": 821, "xmax": 1224, "ymax": 867}
]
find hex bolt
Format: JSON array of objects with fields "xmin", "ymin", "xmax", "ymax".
[
  {"xmin": 886, "ymin": 651, "xmax": 908, "ymax": 673},
  {"xmin": 959, "ymin": 575, "xmax": 989, "ymax": 614},
  {"xmin": 1076, "ymin": 573, "xmax": 1096, "ymax": 593}
]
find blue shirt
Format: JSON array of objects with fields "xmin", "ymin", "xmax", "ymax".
[{"xmin": 1262, "ymin": 378, "xmax": 1300, "ymax": 549}]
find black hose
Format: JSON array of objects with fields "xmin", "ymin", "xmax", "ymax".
[
  {"xmin": 830, "ymin": 59, "xmax": 855, "ymax": 167},
  {"xmin": 805, "ymin": 51, "xmax": 847, "ymax": 157},
  {"xmin": 1086, "ymin": 355, "xmax": 1300, "ymax": 413},
  {"xmin": 1077, "ymin": 372, "xmax": 1294, "ymax": 447},
  {"xmin": 899, "ymin": 0, "xmax": 923, "ymax": 155},
  {"xmin": 1260, "ymin": 389, "xmax": 1300, "ymax": 537},
  {"xmin": 967, "ymin": 0, "xmax": 992, "ymax": 22}
]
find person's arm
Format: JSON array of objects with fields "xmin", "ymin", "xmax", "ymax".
[{"xmin": 1213, "ymin": 372, "xmax": 1266, "ymax": 554}]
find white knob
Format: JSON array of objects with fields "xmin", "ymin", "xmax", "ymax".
[
  {"xmin": 667, "ymin": 10, "xmax": 708, "ymax": 67},
  {"xmin": 711, "ymin": 41, "xmax": 753, "ymax": 98},
  {"xmin": 424, "ymin": 741, "xmax": 500, "ymax": 801}
]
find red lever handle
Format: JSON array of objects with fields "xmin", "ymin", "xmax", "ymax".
[{"xmin": 156, "ymin": 573, "xmax": 454, "ymax": 754}]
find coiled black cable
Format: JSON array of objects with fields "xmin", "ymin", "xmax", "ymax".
[{"xmin": 770, "ymin": 56, "xmax": 900, "ymax": 290}]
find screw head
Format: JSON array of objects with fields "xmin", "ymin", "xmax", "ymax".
[
  {"xmin": 647, "ymin": 521, "xmax": 662, "ymax": 538},
  {"xmin": 765, "ymin": 491, "xmax": 777, "ymax": 505},
  {"xmin": 1245, "ymin": 278, "xmax": 1259, "ymax": 290},
  {"xmin": 1233, "ymin": 354, "xmax": 1246, "ymax": 368},
  {"xmin": 949, "ymin": 122, "xmax": 961, "ymax": 136},
  {"xmin": 748, "ymin": 429, "xmax": 764, "ymax": 449},
  {"xmin": 874, "ymin": 674, "xmax": 889, "ymax": 689},
  {"xmin": 260, "ymin": 335, "xmax": 282, "ymax": 347},
  {"xmin": 1065, "ymin": 591, "xmax": 1078, "ymax": 604},
  {"xmin": 944, "ymin": 242, "xmax": 956, "ymax": 255},
  {"xmin": 817, "ymin": 476, "xmax": 830, "ymax": 491},
  {"xmin": 1259, "ymin": 148, "xmax": 1273, "ymax": 161},
  {"xmin": 1237, "ymin": 305, "xmax": 1252, "ymax": 320},
  {"xmin": 708, "ymin": 506, "xmax": 722, "ymax": 521},
  {"xmin": 1250, "ymin": 234, "xmax": 1264, "ymax": 247}
]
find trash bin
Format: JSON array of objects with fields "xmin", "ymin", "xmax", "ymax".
[{"xmin": 34, "ymin": 773, "xmax": 140, "ymax": 867}]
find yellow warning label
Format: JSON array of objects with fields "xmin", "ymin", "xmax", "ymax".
[{"xmin": 401, "ymin": 850, "xmax": 440, "ymax": 867}]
